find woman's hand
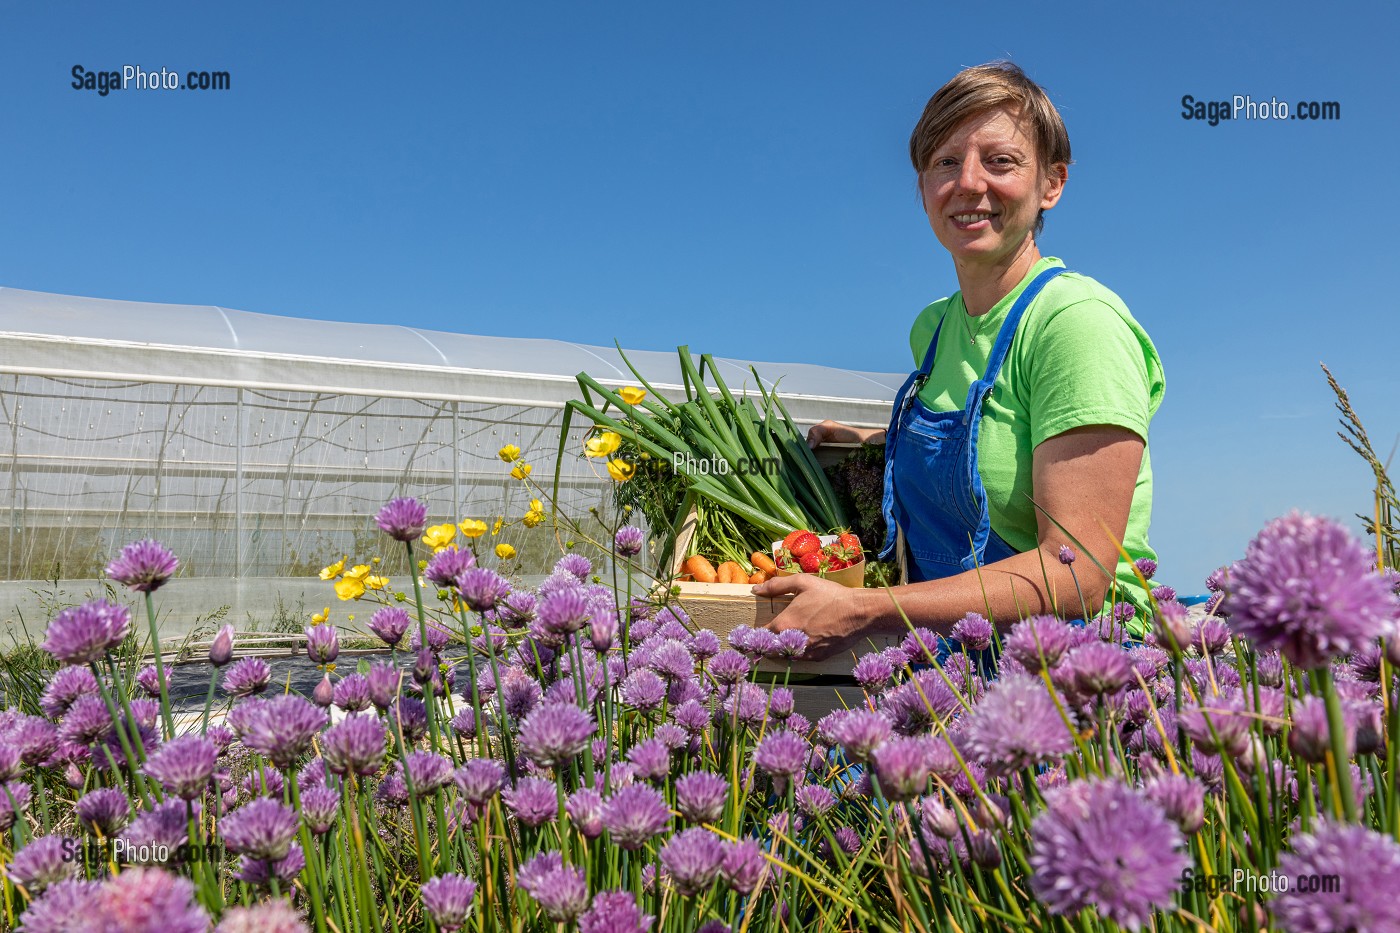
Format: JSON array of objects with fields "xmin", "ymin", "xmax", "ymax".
[
  {"xmin": 806, "ymin": 420, "xmax": 886, "ymax": 450},
  {"xmin": 751, "ymin": 574, "xmax": 872, "ymax": 660}
]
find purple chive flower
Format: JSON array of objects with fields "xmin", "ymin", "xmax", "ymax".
[
  {"xmin": 768, "ymin": 687, "xmax": 795, "ymax": 720},
  {"xmin": 134, "ymin": 664, "xmax": 168, "ymax": 698},
  {"xmin": 686, "ymin": 629, "xmax": 719, "ymax": 661},
  {"xmin": 1058, "ymin": 545, "xmax": 1076, "ymax": 565},
  {"xmin": 676, "ymin": 772, "xmax": 728, "ymax": 824},
  {"xmin": 963, "ymin": 676, "xmax": 1075, "ymax": 776},
  {"xmin": 900, "ymin": 627, "xmax": 941, "ymax": 664},
  {"xmin": 331, "ymin": 673, "xmax": 372, "ymax": 712},
  {"xmin": 305, "ymin": 624, "xmax": 339, "ymax": 664},
  {"xmin": 221, "ymin": 798, "xmax": 300, "ymax": 860},
  {"xmin": 517, "ymin": 851, "xmax": 589, "ymax": 922},
  {"xmin": 367, "ymin": 607, "xmax": 412, "ymax": 649},
  {"xmin": 614, "ymin": 525, "xmax": 645, "ymax": 558},
  {"xmin": 628, "ymin": 738, "xmax": 672, "ymax": 783},
  {"xmin": 95, "ymin": 867, "xmax": 210, "ymax": 932},
  {"xmin": 402, "ymin": 751, "xmax": 455, "ymax": 796},
  {"xmin": 1179, "ymin": 693, "xmax": 1252, "ymax": 758},
  {"xmin": 13, "ymin": 877, "xmax": 101, "ymax": 933},
  {"xmin": 1030, "ymin": 778, "xmax": 1187, "ymax": 928},
  {"xmin": 1134, "ymin": 556, "xmax": 1158, "ymax": 580},
  {"xmin": 672, "ymin": 699, "xmax": 711, "ymax": 735},
  {"xmin": 41, "ymin": 599, "xmax": 131, "ymax": 665},
  {"xmin": 106, "ymin": 539, "xmax": 179, "ymax": 593},
  {"xmin": 392, "ymin": 697, "xmax": 429, "ymax": 743},
  {"xmin": 236, "ymin": 845, "xmax": 306, "ymax": 888},
  {"xmin": 499, "ymin": 590, "xmax": 539, "ymax": 628},
  {"xmin": 1270, "ymin": 820, "xmax": 1400, "ymax": 932},
  {"xmin": 1151, "ymin": 585, "xmax": 1177, "ymax": 603},
  {"xmin": 143, "ymin": 735, "xmax": 218, "ymax": 800},
  {"xmin": 660, "ymin": 827, "xmax": 726, "ymax": 896},
  {"xmin": 0, "ymin": 744, "xmax": 23, "ymax": 782},
  {"xmin": 1062, "ymin": 642, "xmax": 1134, "ymax": 696},
  {"xmin": 579, "ymin": 891, "xmax": 654, "ymax": 933},
  {"xmin": 951, "ymin": 612, "xmax": 995, "ymax": 652},
  {"xmin": 566, "ymin": 788, "xmax": 605, "ymax": 839},
  {"xmin": 871, "ymin": 736, "xmax": 935, "ymax": 801},
  {"xmin": 375, "ymin": 772, "xmax": 409, "ymax": 807},
  {"xmin": 365, "ymin": 660, "xmax": 402, "ymax": 710},
  {"xmin": 321, "ymin": 714, "xmax": 387, "ymax": 777},
  {"xmin": 646, "ymin": 639, "xmax": 696, "ymax": 681},
  {"xmin": 753, "ymin": 730, "xmax": 809, "ymax": 782},
  {"xmin": 311, "ymin": 673, "xmax": 335, "ymax": 707},
  {"xmin": 1143, "ymin": 773, "xmax": 1206, "ymax": 834},
  {"xmin": 774, "ymin": 629, "xmax": 809, "ymax": 659},
  {"xmin": 375, "ymin": 497, "xmax": 428, "ymax": 542},
  {"xmin": 221, "ymin": 656, "xmax": 271, "ymax": 698},
  {"xmin": 602, "ymin": 784, "xmax": 671, "ymax": 849},
  {"xmin": 1004, "ymin": 615, "xmax": 1078, "ymax": 673},
  {"xmin": 498, "ymin": 669, "xmax": 543, "ymax": 722},
  {"xmin": 232, "ymin": 694, "xmax": 329, "ymax": 769},
  {"xmin": 1225, "ymin": 512, "xmax": 1397, "ymax": 669},
  {"xmin": 1288, "ymin": 694, "xmax": 1352, "ymax": 764},
  {"xmin": 588, "ymin": 609, "xmax": 619, "ymax": 653},
  {"xmin": 0, "ymin": 781, "xmax": 31, "ymax": 831},
  {"xmin": 9, "ymin": 715, "xmax": 58, "ymax": 767},
  {"xmin": 538, "ymin": 587, "xmax": 593, "ymax": 635},
  {"xmin": 5, "ymin": 836, "xmax": 76, "ymax": 892},
  {"xmin": 1189, "ymin": 617, "xmax": 1232, "ymax": 656},
  {"xmin": 852, "ymin": 652, "xmax": 896, "ymax": 691},
  {"xmin": 722, "ymin": 681, "xmax": 770, "ymax": 728},
  {"xmin": 707, "ymin": 649, "xmax": 750, "ymax": 685},
  {"xmin": 555, "ymin": 554, "xmax": 592, "ymax": 582},
  {"xmin": 410, "ymin": 622, "xmax": 452, "ymax": 654},
  {"xmin": 425, "ymin": 546, "xmax": 477, "ymax": 588},
  {"xmin": 39, "ymin": 665, "xmax": 98, "ymax": 718},
  {"xmin": 503, "ymin": 776, "xmax": 560, "ymax": 827},
  {"xmin": 1152, "ymin": 600, "xmax": 1192, "ymax": 649},
  {"xmin": 454, "ymin": 759, "xmax": 505, "ymax": 805},
  {"xmin": 457, "ymin": 567, "xmax": 512, "ymax": 613},
  {"xmin": 299, "ymin": 784, "xmax": 340, "ymax": 835},
  {"xmin": 76, "ymin": 787, "xmax": 130, "ymax": 835},
  {"xmin": 124, "ymin": 800, "xmax": 192, "ymax": 855},
  {"xmin": 797, "ymin": 784, "xmax": 838, "ymax": 817},
  {"xmin": 621, "ymin": 669, "xmax": 668, "ymax": 712},
  {"xmin": 211, "ymin": 899, "xmax": 307, "ymax": 933},
  {"xmin": 421, "ymin": 873, "xmax": 478, "ymax": 932},
  {"xmin": 721, "ymin": 838, "xmax": 767, "ymax": 895},
  {"xmin": 207, "ymin": 624, "xmax": 236, "ymax": 667},
  {"xmin": 825, "ymin": 709, "xmax": 893, "ymax": 762}
]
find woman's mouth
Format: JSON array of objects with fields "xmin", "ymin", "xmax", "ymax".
[{"xmin": 951, "ymin": 211, "xmax": 996, "ymax": 230}]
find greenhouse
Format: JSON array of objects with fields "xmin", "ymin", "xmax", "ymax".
[{"xmin": 0, "ymin": 285, "xmax": 901, "ymax": 636}]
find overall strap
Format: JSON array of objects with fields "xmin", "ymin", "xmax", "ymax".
[{"xmin": 964, "ymin": 266, "xmax": 1069, "ymax": 412}]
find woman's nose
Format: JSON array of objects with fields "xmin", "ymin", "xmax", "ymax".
[{"xmin": 956, "ymin": 160, "xmax": 988, "ymax": 195}]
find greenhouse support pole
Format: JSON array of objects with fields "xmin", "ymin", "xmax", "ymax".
[
  {"xmin": 235, "ymin": 387, "xmax": 244, "ymax": 578},
  {"xmin": 452, "ymin": 401, "xmax": 461, "ymax": 521}
]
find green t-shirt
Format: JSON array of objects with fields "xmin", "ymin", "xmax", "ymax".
[{"xmin": 908, "ymin": 256, "xmax": 1166, "ymax": 625}]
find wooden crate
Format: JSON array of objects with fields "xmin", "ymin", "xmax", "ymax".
[{"xmin": 669, "ymin": 506, "xmax": 904, "ymax": 686}]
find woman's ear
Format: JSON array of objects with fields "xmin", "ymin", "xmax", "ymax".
[{"xmin": 1041, "ymin": 162, "xmax": 1068, "ymax": 211}]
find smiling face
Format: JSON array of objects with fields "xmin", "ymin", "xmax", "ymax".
[{"xmin": 919, "ymin": 105, "xmax": 1066, "ymax": 276}]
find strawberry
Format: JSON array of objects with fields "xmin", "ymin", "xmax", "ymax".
[
  {"xmin": 787, "ymin": 532, "xmax": 821, "ymax": 559},
  {"xmin": 798, "ymin": 551, "xmax": 827, "ymax": 574},
  {"xmin": 837, "ymin": 531, "xmax": 863, "ymax": 558},
  {"xmin": 823, "ymin": 541, "xmax": 858, "ymax": 564},
  {"xmin": 826, "ymin": 556, "xmax": 850, "ymax": 571},
  {"xmin": 774, "ymin": 549, "xmax": 796, "ymax": 572},
  {"xmin": 781, "ymin": 529, "xmax": 810, "ymax": 552}
]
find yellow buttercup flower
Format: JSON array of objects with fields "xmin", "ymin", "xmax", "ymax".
[
  {"xmin": 311, "ymin": 607, "xmax": 330, "ymax": 625},
  {"xmin": 459, "ymin": 519, "xmax": 488, "ymax": 538},
  {"xmin": 422, "ymin": 524, "xmax": 456, "ymax": 550},
  {"xmin": 498, "ymin": 444, "xmax": 521, "ymax": 463},
  {"xmin": 318, "ymin": 557, "xmax": 346, "ymax": 580},
  {"xmin": 334, "ymin": 577, "xmax": 366, "ymax": 601},
  {"xmin": 584, "ymin": 431, "xmax": 621, "ymax": 459},
  {"xmin": 522, "ymin": 509, "xmax": 544, "ymax": 528},
  {"xmin": 510, "ymin": 463, "xmax": 533, "ymax": 480},
  {"xmin": 364, "ymin": 575, "xmax": 390, "ymax": 590},
  {"xmin": 619, "ymin": 386, "xmax": 646, "ymax": 405},
  {"xmin": 530, "ymin": 498, "xmax": 543, "ymax": 512},
  {"xmin": 607, "ymin": 458, "xmax": 636, "ymax": 482},
  {"xmin": 492, "ymin": 517, "xmax": 504, "ymax": 536},
  {"xmin": 495, "ymin": 543, "xmax": 517, "ymax": 560},
  {"xmin": 343, "ymin": 564, "xmax": 372, "ymax": 582}
]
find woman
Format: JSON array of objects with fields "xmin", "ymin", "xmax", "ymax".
[{"xmin": 753, "ymin": 62, "xmax": 1165, "ymax": 659}]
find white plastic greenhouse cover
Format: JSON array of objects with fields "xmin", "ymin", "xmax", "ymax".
[{"xmin": 0, "ymin": 287, "xmax": 904, "ymax": 416}]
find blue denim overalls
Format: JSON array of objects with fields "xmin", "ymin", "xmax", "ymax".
[{"xmin": 879, "ymin": 266, "xmax": 1067, "ymax": 583}]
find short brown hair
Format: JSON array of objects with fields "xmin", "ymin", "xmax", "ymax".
[{"xmin": 909, "ymin": 61, "xmax": 1071, "ymax": 236}]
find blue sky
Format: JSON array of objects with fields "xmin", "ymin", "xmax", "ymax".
[{"xmin": 3, "ymin": 0, "xmax": 1397, "ymax": 592}]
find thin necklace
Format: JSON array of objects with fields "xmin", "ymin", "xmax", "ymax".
[{"xmin": 959, "ymin": 295, "xmax": 989, "ymax": 345}]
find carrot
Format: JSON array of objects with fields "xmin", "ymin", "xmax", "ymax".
[
  {"xmin": 748, "ymin": 570, "xmax": 769, "ymax": 584},
  {"xmin": 750, "ymin": 551, "xmax": 778, "ymax": 576},
  {"xmin": 682, "ymin": 555, "xmax": 718, "ymax": 583},
  {"xmin": 717, "ymin": 561, "xmax": 746, "ymax": 584}
]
